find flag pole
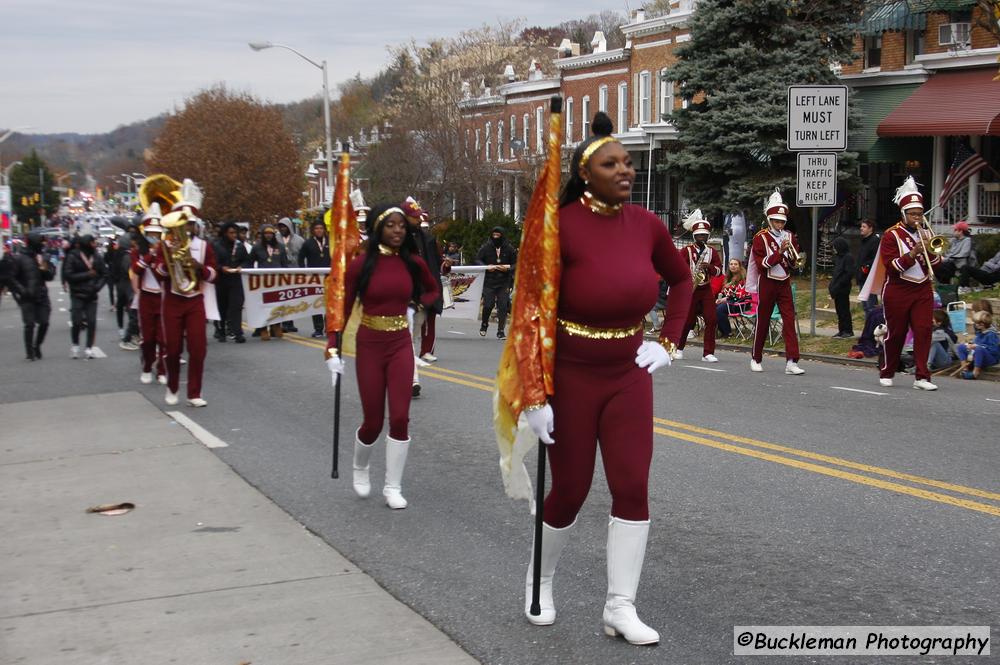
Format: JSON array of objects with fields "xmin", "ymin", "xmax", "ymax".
[
  {"xmin": 530, "ymin": 438, "xmax": 547, "ymax": 617},
  {"xmin": 331, "ymin": 330, "xmax": 342, "ymax": 478},
  {"xmin": 529, "ymin": 95, "xmax": 562, "ymax": 619}
]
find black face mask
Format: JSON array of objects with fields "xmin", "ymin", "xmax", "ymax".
[{"xmin": 492, "ymin": 236, "xmax": 503, "ymax": 247}]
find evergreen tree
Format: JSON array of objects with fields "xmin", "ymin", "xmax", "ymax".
[
  {"xmin": 665, "ymin": 0, "xmax": 863, "ymax": 218},
  {"xmin": 10, "ymin": 150, "xmax": 58, "ymax": 226}
]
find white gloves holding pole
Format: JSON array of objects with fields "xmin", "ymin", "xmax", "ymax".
[
  {"xmin": 326, "ymin": 355, "xmax": 345, "ymax": 386},
  {"xmin": 525, "ymin": 404, "xmax": 555, "ymax": 444},
  {"xmin": 635, "ymin": 341, "xmax": 671, "ymax": 373}
]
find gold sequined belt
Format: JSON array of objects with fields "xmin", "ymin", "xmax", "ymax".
[
  {"xmin": 557, "ymin": 318, "xmax": 642, "ymax": 340},
  {"xmin": 360, "ymin": 314, "xmax": 409, "ymax": 332}
]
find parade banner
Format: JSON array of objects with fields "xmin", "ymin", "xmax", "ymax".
[
  {"xmin": 242, "ymin": 266, "xmax": 488, "ymax": 327},
  {"xmin": 241, "ymin": 268, "xmax": 328, "ymax": 329},
  {"xmin": 440, "ymin": 266, "xmax": 486, "ymax": 320}
]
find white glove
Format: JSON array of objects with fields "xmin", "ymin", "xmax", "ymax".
[
  {"xmin": 326, "ymin": 355, "xmax": 345, "ymax": 386},
  {"xmin": 635, "ymin": 341, "xmax": 671, "ymax": 374},
  {"xmin": 525, "ymin": 404, "xmax": 555, "ymax": 445}
]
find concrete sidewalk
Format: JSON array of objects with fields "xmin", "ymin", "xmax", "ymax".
[{"xmin": 0, "ymin": 392, "xmax": 477, "ymax": 665}]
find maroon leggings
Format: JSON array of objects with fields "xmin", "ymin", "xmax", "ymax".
[
  {"xmin": 544, "ymin": 340, "xmax": 654, "ymax": 528},
  {"xmin": 161, "ymin": 294, "xmax": 206, "ymax": 399},
  {"xmin": 139, "ymin": 291, "xmax": 165, "ymax": 376},
  {"xmin": 355, "ymin": 328, "xmax": 415, "ymax": 443}
]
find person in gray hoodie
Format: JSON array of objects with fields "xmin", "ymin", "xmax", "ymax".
[{"xmin": 276, "ymin": 217, "xmax": 304, "ymax": 332}]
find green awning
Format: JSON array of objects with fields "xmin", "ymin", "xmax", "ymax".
[
  {"xmin": 859, "ymin": 1, "xmax": 927, "ymax": 35},
  {"xmin": 905, "ymin": 0, "xmax": 976, "ymax": 11},
  {"xmin": 848, "ymin": 84, "xmax": 921, "ymax": 153},
  {"xmin": 868, "ymin": 136, "xmax": 931, "ymax": 163}
]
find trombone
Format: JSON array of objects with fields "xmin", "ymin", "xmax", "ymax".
[{"xmin": 914, "ymin": 208, "xmax": 950, "ymax": 275}]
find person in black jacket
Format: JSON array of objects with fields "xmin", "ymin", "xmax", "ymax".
[
  {"xmin": 9, "ymin": 233, "xmax": 55, "ymax": 360},
  {"xmin": 855, "ymin": 220, "xmax": 879, "ymax": 314},
  {"xmin": 475, "ymin": 226, "xmax": 517, "ymax": 339},
  {"xmin": 829, "ymin": 236, "xmax": 856, "ymax": 338},
  {"xmin": 213, "ymin": 222, "xmax": 249, "ymax": 343},
  {"xmin": 64, "ymin": 234, "xmax": 107, "ymax": 359},
  {"xmin": 299, "ymin": 219, "xmax": 330, "ymax": 338}
]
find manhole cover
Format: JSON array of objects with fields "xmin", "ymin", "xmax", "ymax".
[{"xmin": 86, "ymin": 502, "xmax": 135, "ymax": 516}]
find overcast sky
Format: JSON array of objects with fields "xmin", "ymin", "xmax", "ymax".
[{"xmin": 1, "ymin": 0, "xmax": 624, "ymax": 135}]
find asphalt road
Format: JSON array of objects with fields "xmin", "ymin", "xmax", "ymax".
[{"xmin": 2, "ymin": 286, "xmax": 998, "ymax": 664}]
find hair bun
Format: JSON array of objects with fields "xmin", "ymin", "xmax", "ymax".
[{"xmin": 591, "ymin": 112, "xmax": 614, "ymax": 137}]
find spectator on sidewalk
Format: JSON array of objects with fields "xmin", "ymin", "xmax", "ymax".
[
  {"xmin": 64, "ymin": 234, "xmax": 107, "ymax": 359},
  {"xmin": 958, "ymin": 247, "xmax": 1000, "ymax": 292},
  {"xmin": 957, "ymin": 311, "xmax": 999, "ymax": 380},
  {"xmin": 9, "ymin": 232, "xmax": 54, "ymax": 360},
  {"xmin": 442, "ymin": 241, "xmax": 463, "ymax": 266},
  {"xmin": 855, "ymin": 220, "xmax": 879, "ymax": 314},
  {"xmin": 715, "ymin": 259, "xmax": 748, "ymax": 338},
  {"xmin": 476, "ymin": 226, "xmax": 517, "ymax": 339},
  {"xmin": 928, "ymin": 309, "xmax": 957, "ymax": 371},
  {"xmin": 214, "ymin": 222, "xmax": 249, "ymax": 343},
  {"xmin": 104, "ymin": 237, "xmax": 118, "ymax": 311},
  {"xmin": 829, "ymin": 236, "xmax": 856, "ymax": 339},
  {"xmin": 299, "ymin": 219, "xmax": 330, "ymax": 338},
  {"xmin": 250, "ymin": 224, "xmax": 287, "ymax": 340},
  {"xmin": 934, "ymin": 221, "xmax": 975, "ymax": 284}
]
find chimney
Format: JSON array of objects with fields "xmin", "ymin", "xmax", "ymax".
[
  {"xmin": 591, "ymin": 31, "xmax": 607, "ymax": 54},
  {"xmin": 571, "ymin": 42, "xmax": 581, "ymax": 56},
  {"xmin": 558, "ymin": 38, "xmax": 573, "ymax": 58},
  {"xmin": 635, "ymin": 8, "xmax": 646, "ymax": 22},
  {"xmin": 503, "ymin": 64, "xmax": 516, "ymax": 82}
]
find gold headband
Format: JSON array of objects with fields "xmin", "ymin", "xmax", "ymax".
[
  {"xmin": 374, "ymin": 207, "xmax": 405, "ymax": 226},
  {"xmin": 579, "ymin": 136, "xmax": 618, "ymax": 168}
]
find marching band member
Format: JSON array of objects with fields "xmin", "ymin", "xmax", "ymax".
[
  {"xmin": 859, "ymin": 176, "xmax": 939, "ymax": 390},
  {"xmin": 401, "ymin": 196, "xmax": 445, "ymax": 397},
  {"xmin": 746, "ymin": 190, "xmax": 805, "ymax": 375},
  {"xmin": 674, "ymin": 210, "xmax": 723, "ymax": 362},
  {"xmin": 521, "ymin": 113, "xmax": 692, "ymax": 645},
  {"xmin": 326, "ymin": 204, "xmax": 440, "ymax": 509},
  {"xmin": 154, "ymin": 179, "xmax": 219, "ymax": 407},
  {"xmin": 130, "ymin": 203, "xmax": 167, "ymax": 384}
]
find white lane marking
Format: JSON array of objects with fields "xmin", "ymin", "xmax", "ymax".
[
  {"xmin": 58, "ymin": 307, "xmax": 67, "ymax": 312},
  {"xmin": 89, "ymin": 346, "xmax": 107, "ymax": 358},
  {"xmin": 683, "ymin": 365, "xmax": 727, "ymax": 372},
  {"xmin": 446, "ymin": 330, "xmax": 466, "ymax": 335},
  {"xmin": 167, "ymin": 411, "xmax": 229, "ymax": 448},
  {"xmin": 986, "ymin": 398, "xmax": 1000, "ymax": 403},
  {"xmin": 831, "ymin": 386, "xmax": 887, "ymax": 396}
]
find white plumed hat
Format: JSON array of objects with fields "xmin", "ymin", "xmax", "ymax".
[
  {"xmin": 892, "ymin": 176, "xmax": 924, "ymax": 212},
  {"xmin": 172, "ymin": 178, "xmax": 203, "ymax": 215},
  {"xmin": 764, "ymin": 189, "xmax": 788, "ymax": 221},
  {"xmin": 682, "ymin": 209, "xmax": 711, "ymax": 235}
]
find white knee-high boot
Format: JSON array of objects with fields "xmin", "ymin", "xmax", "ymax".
[
  {"xmin": 603, "ymin": 516, "xmax": 659, "ymax": 645},
  {"xmin": 352, "ymin": 430, "xmax": 374, "ymax": 498},
  {"xmin": 524, "ymin": 519, "xmax": 576, "ymax": 625},
  {"xmin": 383, "ymin": 435, "xmax": 410, "ymax": 509}
]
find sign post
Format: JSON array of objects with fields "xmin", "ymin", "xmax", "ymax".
[{"xmin": 787, "ymin": 85, "xmax": 848, "ymax": 335}]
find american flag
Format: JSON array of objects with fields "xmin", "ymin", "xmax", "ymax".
[{"xmin": 938, "ymin": 142, "xmax": 988, "ymax": 207}]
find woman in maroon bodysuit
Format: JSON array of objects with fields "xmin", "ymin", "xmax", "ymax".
[
  {"xmin": 522, "ymin": 113, "xmax": 692, "ymax": 645},
  {"xmin": 326, "ymin": 205, "xmax": 440, "ymax": 509}
]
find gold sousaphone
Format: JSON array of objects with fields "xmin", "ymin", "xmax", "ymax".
[{"xmin": 139, "ymin": 174, "xmax": 200, "ymax": 294}]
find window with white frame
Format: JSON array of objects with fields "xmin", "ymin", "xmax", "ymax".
[
  {"xmin": 497, "ymin": 121, "xmax": 503, "ymax": 161},
  {"xmin": 475, "ymin": 128, "xmax": 480, "ymax": 155},
  {"xmin": 639, "ymin": 71, "xmax": 651, "ymax": 124},
  {"xmin": 566, "ymin": 97, "xmax": 574, "ymax": 145},
  {"xmin": 523, "ymin": 113, "xmax": 530, "ymax": 149},
  {"xmin": 536, "ymin": 106, "xmax": 544, "ymax": 154},
  {"xmin": 617, "ymin": 83, "xmax": 628, "ymax": 131},
  {"xmin": 465, "ymin": 129, "xmax": 470, "ymax": 157},
  {"xmin": 660, "ymin": 74, "xmax": 674, "ymax": 120},
  {"xmin": 582, "ymin": 96, "xmax": 591, "ymax": 139},
  {"xmin": 510, "ymin": 114, "xmax": 516, "ymax": 157},
  {"xmin": 485, "ymin": 122, "xmax": 491, "ymax": 161},
  {"xmin": 598, "ymin": 85, "xmax": 608, "ymax": 113}
]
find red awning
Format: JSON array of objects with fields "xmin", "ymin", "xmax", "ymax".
[{"xmin": 877, "ymin": 67, "xmax": 1000, "ymax": 137}]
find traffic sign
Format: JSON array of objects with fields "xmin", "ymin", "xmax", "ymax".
[
  {"xmin": 787, "ymin": 85, "xmax": 848, "ymax": 151},
  {"xmin": 0, "ymin": 185, "xmax": 10, "ymax": 212},
  {"xmin": 796, "ymin": 153, "xmax": 837, "ymax": 207}
]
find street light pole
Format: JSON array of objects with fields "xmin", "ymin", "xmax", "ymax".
[{"xmin": 249, "ymin": 41, "xmax": 334, "ymax": 206}]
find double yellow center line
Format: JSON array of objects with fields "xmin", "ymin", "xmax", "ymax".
[{"xmin": 281, "ymin": 332, "xmax": 1000, "ymax": 518}]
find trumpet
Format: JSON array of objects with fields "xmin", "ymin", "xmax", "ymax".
[{"xmin": 781, "ymin": 231, "xmax": 807, "ymax": 270}]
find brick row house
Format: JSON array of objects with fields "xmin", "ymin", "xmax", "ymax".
[
  {"xmin": 459, "ymin": 0, "xmax": 998, "ymax": 233},
  {"xmin": 842, "ymin": 0, "xmax": 1000, "ymax": 231}
]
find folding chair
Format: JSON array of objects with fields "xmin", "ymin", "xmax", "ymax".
[
  {"xmin": 767, "ymin": 283, "xmax": 802, "ymax": 344},
  {"xmin": 733, "ymin": 293, "xmax": 759, "ymax": 341}
]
